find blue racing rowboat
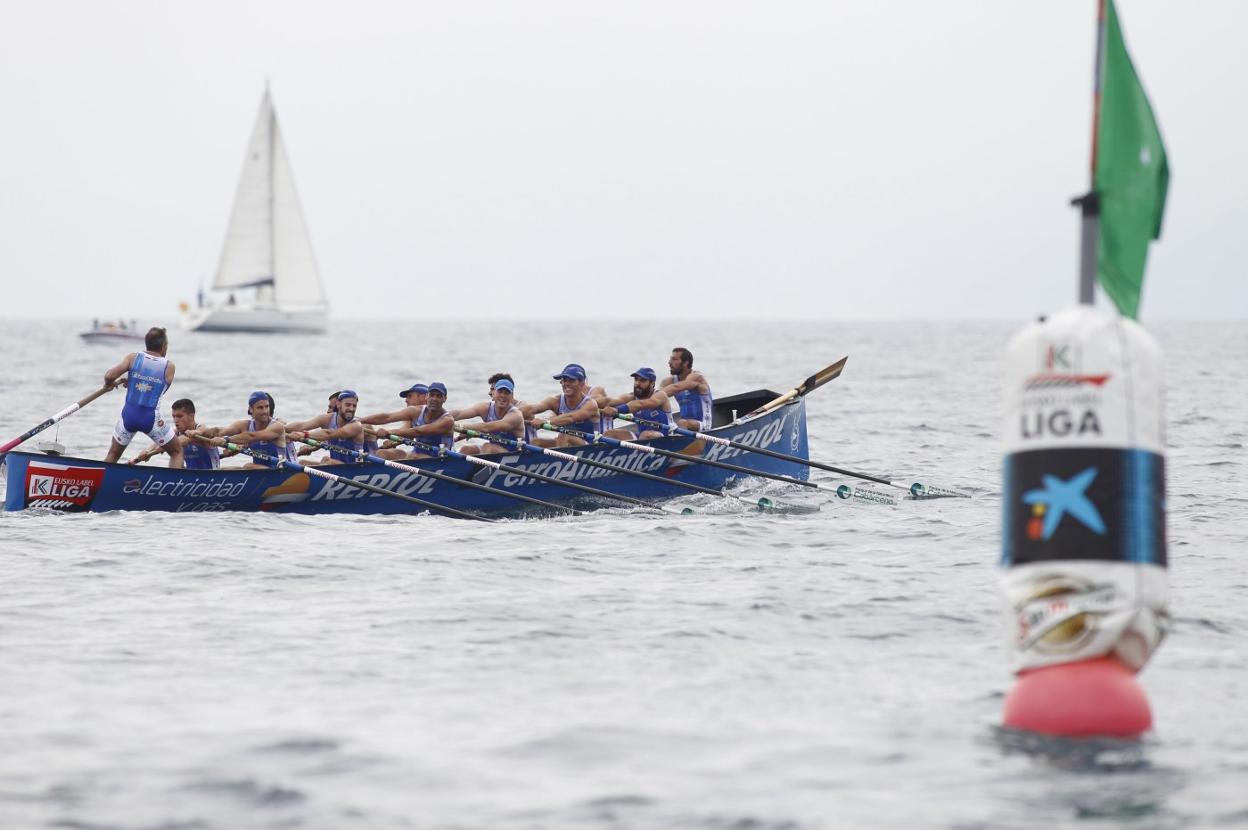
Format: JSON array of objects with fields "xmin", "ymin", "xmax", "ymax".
[{"xmin": 2, "ymin": 389, "xmax": 809, "ymax": 518}]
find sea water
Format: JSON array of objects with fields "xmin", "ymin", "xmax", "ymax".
[{"xmin": 0, "ymin": 319, "xmax": 1244, "ymax": 829}]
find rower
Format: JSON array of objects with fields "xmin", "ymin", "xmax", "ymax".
[
  {"xmin": 286, "ymin": 389, "xmax": 366, "ymax": 465},
  {"xmin": 453, "ymin": 377, "xmax": 526, "ymax": 455},
  {"xmin": 129, "ymin": 398, "xmax": 221, "ymax": 470},
  {"xmin": 359, "ymin": 382, "xmax": 430, "ymax": 460},
  {"xmin": 297, "ymin": 391, "xmax": 341, "ymax": 457},
  {"xmin": 187, "ymin": 391, "xmax": 294, "ymax": 469},
  {"xmin": 660, "ymin": 346, "xmax": 714, "ymax": 430},
  {"xmin": 102, "ymin": 326, "xmax": 183, "ymax": 468},
  {"xmin": 600, "ymin": 367, "xmax": 674, "ymax": 440},
  {"xmin": 372, "ymin": 382, "xmax": 455, "ymax": 459},
  {"xmin": 523, "ymin": 363, "xmax": 600, "ymax": 448}
]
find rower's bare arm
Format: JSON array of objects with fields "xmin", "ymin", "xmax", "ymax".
[
  {"xmin": 629, "ymin": 389, "xmax": 671, "ymax": 412},
  {"xmin": 103, "ymin": 353, "xmax": 135, "ymax": 386},
  {"xmin": 548, "ymin": 399, "xmax": 598, "ymax": 426},
  {"xmin": 165, "ymin": 360, "xmax": 176, "ymax": 389},
  {"xmin": 476, "ymin": 410, "xmax": 524, "ymax": 433},
  {"xmin": 600, "ymin": 392, "xmax": 636, "ymax": 418},
  {"xmin": 662, "ymin": 377, "xmax": 698, "ymax": 394},
  {"xmin": 130, "ymin": 441, "xmax": 166, "ymax": 464},
  {"xmin": 324, "ymin": 421, "xmax": 364, "ymax": 440},
  {"xmin": 360, "ymin": 409, "xmax": 406, "ymax": 425},
  {"xmin": 449, "ymin": 403, "xmax": 488, "ymax": 421},
  {"xmin": 284, "ymin": 414, "xmax": 329, "ymax": 433},
  {"xmin": 523, "ymin": 396, "xmax": 559, "ymax": 420},
  {"xmin": 412, "ymin": 414, "xmax": 454, "ymax": 436}
]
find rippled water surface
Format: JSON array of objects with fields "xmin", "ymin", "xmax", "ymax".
[{"xmin": 1, "ymin": 318, "xmax": 1245, "ymax": 829}]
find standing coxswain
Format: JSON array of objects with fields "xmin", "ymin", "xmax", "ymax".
[
  {"xmin": 102, "ymin": 326, "xmax": 184, "ymax": 468},
  {"xmin": 129, "ymin": 398, "xmax": 220, "ymax": 470},
  {"xmin": 285, "ymin": 389, "xmax": 366, "ymax": 465},
  {"xmin": 452, "ymin": 376, "xmax": 526, "ymax": 455},
  {"xmin": 371, "ymin": 382, "xmax": 455, "ymax": 459},
  {"xmin": 660, "ymin": 347, "xmax": 713, "ymax": 430},
  {"xmin": 600, "ymin": 367, "xmax": 674, "ymax": 440},
  {"xmin": 187, "ymin": 391, "xmax": 294, "ymax": 469},
  {"xmin": 523, "ymin": 363, "xmax": 600, "ymax": 448}
]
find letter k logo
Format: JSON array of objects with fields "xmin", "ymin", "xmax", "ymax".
[{"xmin": 1022, "ymin": 467, "xmax": 1106, "ymax": 540}]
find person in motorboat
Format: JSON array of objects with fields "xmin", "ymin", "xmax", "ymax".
[
  {"xmin": 450, "ymin": 376, "xmax": 526, "ymax": 455},
  {"xmin": 285, "ymin": 389, "xmax": 368, "ymax": 465},
  {"xmin": 102, "ymin": 326, "xmax": 184, "ymax": 468},
  {"xmin": 370, "ymin": 382, "xmax": 455, "ymax": 459},
  {"xmin": 187, "ymin": 391, "xmax": 294, "ymax": 469},
  {"xmin": 660, "ymin": 347, "xmax": 714, "ymax": 430},
  {"xmin": 129, "ymin": 398, "xmax": 220, "ymax": 470},
  {"xmin": 523, "ymin": 364, "xmax": 600, "ymax": 448},
  {"xmin": 599, "ymin": 367, "xmax": 675, "ymax": 440}
]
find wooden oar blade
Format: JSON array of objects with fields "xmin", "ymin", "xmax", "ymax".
[
  {"xmin": 805, "ymin": 356, "xmax": 848, "ymax": 393},
  {"xmin": 743, "ymin": 356, "xmax": 848, "ymax": 420}
]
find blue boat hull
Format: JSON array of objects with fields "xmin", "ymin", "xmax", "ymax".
[{"xmin": 3, "ymin": 396, "xmax": 809, "ymax": 517}]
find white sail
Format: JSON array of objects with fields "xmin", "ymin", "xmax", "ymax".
[
  {"xmin": 271, "ymin": 117, "xmax": 326, "ymax": 306},
  {"xmin": 210, "ymin": 89, "xmax": 327, "ymax": 308}
]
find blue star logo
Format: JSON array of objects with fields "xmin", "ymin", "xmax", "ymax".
[{"xmin": 1021, "ymin": 467, "xmax": 1106, "ymax": 540}]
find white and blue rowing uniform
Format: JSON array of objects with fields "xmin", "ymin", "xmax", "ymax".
[
  {"xmin": 411, "ymin": 406, "xmax": 453, "ymax": 453},
  {"xmin": 482, "ymin": 400, "xmax": 523, "ymax": 446},
  {"xmin": 673, "ymin": 381, "xmax": 713, "ymax": 430},
  {"xmin": 558, "ymin": 393, "xmax": 596, "ymax": 439},
  {"xmin": 182, "ymin": 429, "xmax": 220, "ymax": 470},
  {"xmin": 112, "ymin": 352, "xmax": 175, "ymax": 447},
  {"xmin": 622, "ymin": 400, "xmax": 672, "ymax": 437},
  {"xmin": 325, "ymin": 412, "xmax": 364, "ymax": 463},
  {"xmin": 246, "ymin": 418, "xmax": 297, "ymax": 468}
]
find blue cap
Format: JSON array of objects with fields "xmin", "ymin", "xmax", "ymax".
[
  {"xmin": 630, "ymin": 367, "xmax": 657, "ymax": 382},
  {"xmin": 428, "ymin": 382, "xmax": 448, "ymax": 396},
  {"xmin": 399, "ymin": 383, "xmax": 429, "ymax": 399},
  {"xmin": 494, "ymin": 378, "xmax": 515, "ymax": 393},
  {"xmin": 337, "ymin": 389, "xmax": 359, "ymax": 401},
  {"xmin": 248, "ymin": 390, "xmax": 270, "ymax": 407},
  {"xmin": 553, "ymin": 363, "xmax": 587, "ymax": 381}
]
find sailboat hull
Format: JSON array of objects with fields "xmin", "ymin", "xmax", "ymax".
[{"xmin": 182, "ymin": 305, "xmax": 327, "ymax": 334}]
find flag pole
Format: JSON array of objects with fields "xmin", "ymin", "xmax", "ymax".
[{"xmin": 1074, "ymin": 0, "xmax": 1108, "ymax": 305}]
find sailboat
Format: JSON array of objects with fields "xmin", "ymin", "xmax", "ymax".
[{"xmin": 182, "ymin": 86, "xmax": 329, "ymax": 334}]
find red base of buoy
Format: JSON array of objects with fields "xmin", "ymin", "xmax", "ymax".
[{"xmin": 1003, "ymin": 657, "xmax": 1152, "ymax": 738}]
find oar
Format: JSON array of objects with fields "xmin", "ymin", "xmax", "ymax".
[
  {"xmin": 372, "ymin": 431, "xmax": 674, "ymax": 515},
  {"xmin": 0, "ymin": 379, "xmax": 125, "ymax": 455},
  {"xmin": 536, "ymin": 422, "xmax": 896, "ymax": 506},
  {"xmin": 221, "ymin": 441, "xmax": 492, "ymax": 522},
  {"xmin": 457, "ymin": 427, "xmax": 815, "ymax": 515},
  {"xmin": 733, "ymin": 356, "xmax": 848, "ymax": 423},
  {"xmin": 617, "ymin": 413, "xmax": 970, "ymax": 499},
  {"xmin": 291, "ymin": 435, "xmax": 579, "ymax": 517}
]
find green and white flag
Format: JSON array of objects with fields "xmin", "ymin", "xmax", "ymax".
[{"xmin": 1095, "ymin": 0, "xmax": 1169, "ymax": 319}]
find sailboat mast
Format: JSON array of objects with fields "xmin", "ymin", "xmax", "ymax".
[
  {"xmin": 1075, "ymin": 0, "xmax": 1108, "ymax": 305},
  {"xmin": 267, "ymin": 85, "xmax": 276, "ymax": 290}
]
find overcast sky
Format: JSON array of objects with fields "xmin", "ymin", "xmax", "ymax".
[{"xmin": 1, "ymin": 1, "xmax": 1244, "ymax": 322}]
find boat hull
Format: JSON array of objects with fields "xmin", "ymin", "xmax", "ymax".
[
  {"xmin": 182, "ymin": 305, "xmax": 328, "ymax": 334},
  {"xmin": 3, "ymin": 397, "xmax": 809, "ymax": 517},
  {"xmin": 78, "ymin": 331, "xmax": 144, "ymax": 344}
]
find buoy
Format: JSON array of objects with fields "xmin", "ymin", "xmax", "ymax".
[
  {"xmin": 1003, "ymin": 656, "xmax": 1152, "ymax": 737},
  {"xmin": 1000, "ymin": 305, "xmax": 1168, "ymax": 739}
]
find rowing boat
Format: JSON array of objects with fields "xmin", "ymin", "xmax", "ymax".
[{"xmin": 2, "ymin": 389, "xmax": 808, "ymax": 517}]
